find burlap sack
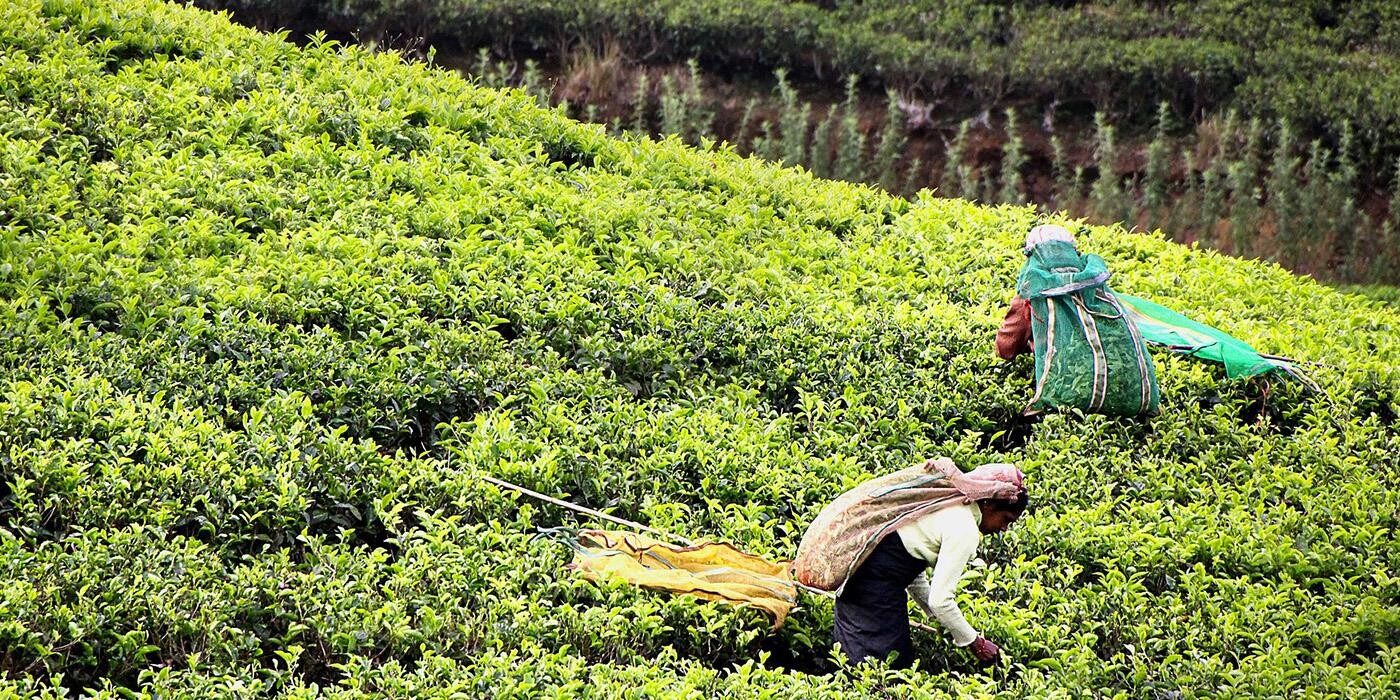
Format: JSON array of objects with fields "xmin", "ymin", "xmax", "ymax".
[{"xmin": 791, "ymin": 458, "xmax": 1020, "ymax": 593}]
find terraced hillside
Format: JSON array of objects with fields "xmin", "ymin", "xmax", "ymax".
[{"xmin": 1, "ymin": 1, "xmax": 1397, "ymax": 697}]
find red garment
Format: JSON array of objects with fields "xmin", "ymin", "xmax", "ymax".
[{"xmin": 995, "ymin": 296, "xmax": 1033, "ymax": 360}]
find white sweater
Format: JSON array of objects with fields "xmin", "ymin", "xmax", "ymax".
[{"xmin": 896, "ymin": 502, "xmax": 982, "ymax": 646}]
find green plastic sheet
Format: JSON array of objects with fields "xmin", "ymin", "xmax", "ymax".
[{"xmin": 1115, "ymin": 293, "xmax": 1288, "ymax": 379}]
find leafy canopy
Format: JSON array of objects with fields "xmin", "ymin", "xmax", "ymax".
[{"xmin": 0, "ymin": 0, "xmax": 1397, "ymax": 697}]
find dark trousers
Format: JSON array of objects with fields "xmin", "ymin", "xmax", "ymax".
[{"xmin": 833, "ymin": 532, "xmax": 927, "ymax": 669}]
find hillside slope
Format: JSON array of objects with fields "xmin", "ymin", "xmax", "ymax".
[
  {"xmin": 1, "ymin": 0, "xmax": 1397, "ymax": 697},
  {"xmin": 197, "ymin": 0, "xmax": 1400, "ymax": 153}
]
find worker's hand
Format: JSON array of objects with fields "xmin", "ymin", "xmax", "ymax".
[{"xmin": 968, "ymin": 636, "xmax": 1001, "ymax": 664}]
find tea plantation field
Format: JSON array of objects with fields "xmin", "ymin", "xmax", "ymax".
[{"xmin": 2, "ymin": 1, "xmax": 1398, "ymax": 697}]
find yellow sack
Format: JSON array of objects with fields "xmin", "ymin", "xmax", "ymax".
[{"xmin": 569, "ymin": 529, "xmax": 798, "ymax": 629}]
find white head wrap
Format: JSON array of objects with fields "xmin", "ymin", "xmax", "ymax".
[{"xmin": 1024, "ymin": 224, "xmax": 1076, "ymax": 252}]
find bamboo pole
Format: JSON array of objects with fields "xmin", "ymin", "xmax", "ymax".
[{"xmin": 480, "ymin": 474, "xmax": 682, "ymax": 542}]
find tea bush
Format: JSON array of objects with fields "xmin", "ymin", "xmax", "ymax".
[
  {"xmin": 1339, "ymin": 285, "xmax": 1400, "ymax": 307},
  {"xmin": 199, "ymin": 0, "xmax": 1400, "ymax": 159},
  {"xmin": 461, "ymin": 50, "xmax": 1400, "ymax": 284},
  {"xmin": 1, "ymin": 0, "xmax": 1398, "ymax": 697}
]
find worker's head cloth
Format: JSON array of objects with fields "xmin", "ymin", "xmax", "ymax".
[
  {"xmin": 965, "ymin": 462, "xmax": 1025, "ymax": 498},
  {"xmin": 1024, "ymin": 224, "xmax": 1076, "ymax": 253}
]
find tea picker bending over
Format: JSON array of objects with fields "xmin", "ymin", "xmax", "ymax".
[
  {"xmin": 997, "ymin": 223, "xmax": 1162, "ymax": 416},
  {"xmin": 793, "ymin": 459, "xmax": 1029, "ymax": 669},
  {"xmin": 1000, "ymin": 223, "xmax": 1312, "ymax": 395}
]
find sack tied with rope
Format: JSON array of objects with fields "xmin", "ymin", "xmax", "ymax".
[{"xmin": 1017, "ymin": 239, "xmax": 1160, "ymax": 416}]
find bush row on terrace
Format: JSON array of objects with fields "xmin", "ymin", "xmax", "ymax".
[
  {"xmin": 471, "ymin": 55, "xmax": 1400, "ymax": 284},
  {"xmin": 198, "ymin": 0, "xmax": 1400, "ymax": 156},
  {"xmin": 1, "ymin": 0, "xmax": 1398, "ymax": 697}
]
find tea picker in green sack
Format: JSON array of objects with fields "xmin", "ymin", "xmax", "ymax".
[
  {"xmin": 996, "ymin": 225, "xmax": 1161, "ymax": 416},
  {"xmin": 997, "ymin": 225, "xmax": 1312, "ymax": 409}
]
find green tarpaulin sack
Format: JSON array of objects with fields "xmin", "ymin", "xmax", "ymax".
[
  {"xmin": 1114, "ymin": 293, "xmax": 1298, "ymax": 379},
  {"xmin": 1017, "ymin": 240, "xmax": 1160, "ymax": 415}
]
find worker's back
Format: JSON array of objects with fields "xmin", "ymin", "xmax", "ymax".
[
  {"xmin": 896, "ymin": 502, "xmax": 979, "ymax": 564},
  {"xmin": 1016, "ymin": 239, "xmax": 1160, "ymax": 416}
]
